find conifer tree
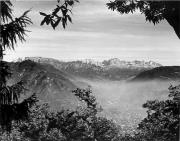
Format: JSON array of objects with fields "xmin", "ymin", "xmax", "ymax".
[{"xmin": 0, "ymin": 0, "xmax": 37, "ymax": 131}]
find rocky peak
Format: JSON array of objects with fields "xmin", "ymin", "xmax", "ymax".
[{"xmin": 24, "ymin": 57, "xmax": 162, "ymax": 69}]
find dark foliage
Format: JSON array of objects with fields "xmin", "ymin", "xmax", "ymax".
[
  {"xmin": 2, "ymin": 88, "xmax": 120, "ymax": 141},
  {"xmin": 40, "ymin": 0, "xmax": 79, "ymax": 29},
  {"xmin": 1, "ymin": 1, "xmax": 32, "ymax": 50},
  {"xmin": 107, "ymin": 1, "xmax": 180, "ymax": 39},
  {"xmin": 1, "ymin": 10, "xmax": 32, "ymax": 50},
  {"xmin": 120, "ymin": 84, "xmax": 180, "ymax": 141},
  {"xmin": 0, "ymin": 0, "xmax": 37, "ymax": 131}
]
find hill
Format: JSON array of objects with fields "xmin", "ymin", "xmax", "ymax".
[
  {"xmin": 132, "ymin": 66, "xmax": 180, "ymax": 81},
  {"xmin": 8, "ymin": 60, "xmax": 81, "ymax": 109},
  {"xmin": 7, "ymin": 59, "xmax": 174, "ymax": 131}
]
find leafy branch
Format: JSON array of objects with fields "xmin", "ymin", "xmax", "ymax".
[
  {"xmin": 40, "ymin": 0, "xmax": 79, "ymax": 29},
  {"xmin": 1, "ymin": 10, "xmax": 32, "ymax": 50}
]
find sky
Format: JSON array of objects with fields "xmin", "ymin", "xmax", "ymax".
[{"xmin": 4, "ymin": 0, "xmax": 180, "ymax": 66}]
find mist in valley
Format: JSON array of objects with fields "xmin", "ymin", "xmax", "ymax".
[{"xmin": 75, "ymin": 78, "xmax": 178, "ymax": 131}]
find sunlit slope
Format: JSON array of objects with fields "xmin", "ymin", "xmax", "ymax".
[
  {"xmin": 8, "ymin": 60, "xmax": 81, "ymax": 109},
  {"xmin": 132, "ymin": 66, "xmax": 180, "ymax": 81}
]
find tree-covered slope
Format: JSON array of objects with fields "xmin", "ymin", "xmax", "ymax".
[
  {"xmin": 132, "ymin": 66, "xmax": 180, "ymax": 81},
  {"xmin": 8, "ymin": 60, "xmax": 80, "ymax": 109}
]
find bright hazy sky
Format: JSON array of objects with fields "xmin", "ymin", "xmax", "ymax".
[{"xmin": 4, "ymin": 0, "xmax": 180, "ymax": 66}]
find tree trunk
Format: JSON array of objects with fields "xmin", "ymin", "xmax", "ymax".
[{"xmin": 164, "ymin": 2, "xmax": 180, "ymax": 39}]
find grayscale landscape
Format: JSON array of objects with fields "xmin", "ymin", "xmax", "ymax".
[
  {"xmin": 8, "ymin": 57, "xmax": 180, "ymax": 132},
  {"xmin": 1, "ymin": 0, "xmax": 180, "ymax": 140}
]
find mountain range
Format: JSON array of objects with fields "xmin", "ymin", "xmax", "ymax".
[
  {"xmin": 22, "ymin": 57, "xmax": 161, "ymax": 80},
  {"xmin": 7, "ymin": 57, "xmax": 180, "ymax": 127},
  {"xmin": 7, "ymin": 57, "xmax": 164, "ymax": 109},
  {"xmin": 24, "ymin": 57, "xmax": 162, "ymax": 69},
  {"xmin": 10, "ymin": 57, "xmax": 180, "ymax": 99}
]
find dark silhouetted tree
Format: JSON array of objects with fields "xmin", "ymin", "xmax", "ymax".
[
  {"xmin": 46, "ymin": 88, "xmax": 120, "ymax": 141},
  {"xmin": 117, "ymin": 85, "xmax": 180, "ymax": 141},
  {"xmin": 0, "ymin": 0, "xmax": 78, "ymax": 131},
  {"xmin": 1, "ymin": 88, "xmax": 120, "ymax": 141},
  {"xmin": 133, "ymin": 85, "xmax": 179, "ymax": 141},
  {"xmin": 0, "ymin": 1, "xmax": 37, "ymax": 131},
  {"xmin": 107, "ymin": 1, "xmax": 180, "ymax": 39}
]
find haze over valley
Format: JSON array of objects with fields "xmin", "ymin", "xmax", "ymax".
[
  {"xmin": 2, "ymin": 0, "xmax": 180, "ymax": 140},
  {"xmin": 8, "ymin": 57, "xmax": 180, "ymax": 131}
]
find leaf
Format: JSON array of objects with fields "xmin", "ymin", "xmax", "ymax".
[
  {"xmin": 61, "ymin": 8, "xmax": 68, "ymax": 16},
  {"xmin": 67, "ymin": 15, "xmax": 72, "ymax": 23},
  {"xmin": 51, "ymin": 20, "xmax": 55, "ymax": 29},
  {"xmin": 39, "ymin": 12, "xmax": 47, "ymax": 16},
  {"xmin": 53, "ymin": 18, "xmax": 61, "ymax": 29},
  {"xmin": 67, "ymin": 0, "xmax": 74, "ymax": 6},
  {"xmin": 40, "ymin": 18, "xmax": 46, "ymax": 26},
  {"xmin": 45, "ymin": 16, "xmax": 51, "ymax": 25},
  {"xmin": 53, "ymin": 7, "xmax": 60, "ymax": 15},
  {"xmin": 62, "ymin": 20, "xmax": 66, "ymax": 29}
]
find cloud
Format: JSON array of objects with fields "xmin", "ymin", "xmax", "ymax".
[{"xmin": 4, "ymin": 0, "xmax": 180, "ymax": 66}]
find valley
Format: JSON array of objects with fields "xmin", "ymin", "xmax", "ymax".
[
  {"xmin": 8, "ymin": 57, "xmax": 180, "ymax": 132},
  {"xmin": 75, "ymin": 78, "xmax": 175, "ymax": 132}
]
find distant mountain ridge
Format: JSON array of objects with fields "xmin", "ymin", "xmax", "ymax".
[
  {"xmin": 24, "ymin": 57, "xmax": 162, "ymax": 69},
  {"xmin": 102, "ymin": 58, "xmax": 161, "ymax": 68},
  {"xmin": 21, "ymin": 57, "xmax": 161, "ymax": 80}
]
